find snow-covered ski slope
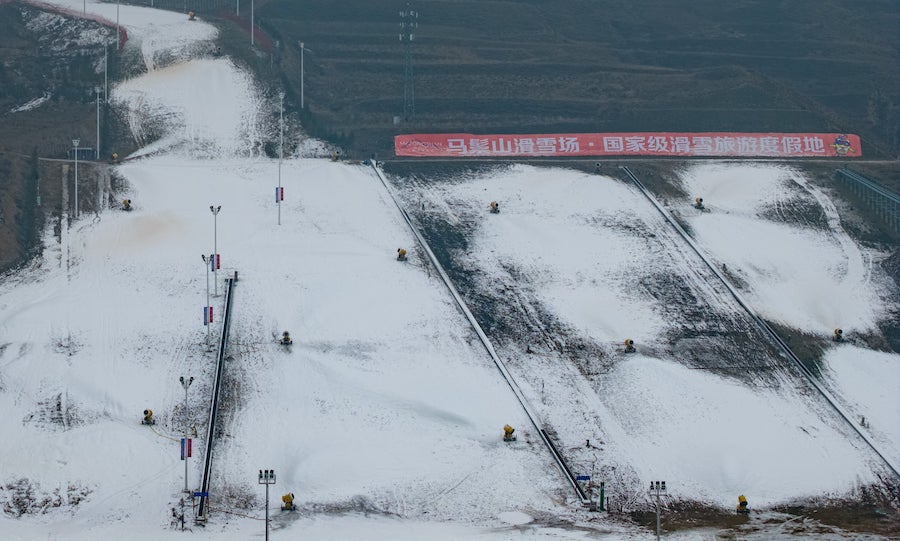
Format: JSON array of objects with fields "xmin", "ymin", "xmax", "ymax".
[
  {"xmin": 388, "ymin": 164, "xmax": 899, "ymax": 505},
  {"xmin": 1, "ymin": 2, "xmax": 898, "ymax": 540}
]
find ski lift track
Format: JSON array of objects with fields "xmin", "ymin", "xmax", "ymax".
[
  {"xmin": 371, "ymin": 164, "xmax": 590, "ymax": 505},
  {"xmin": 620, "ymin": 165, "xmax": 900, "ymax": 481},
  {"xmin": 196, "ymin": 276, "xmax": 237, "ymax": 522}
]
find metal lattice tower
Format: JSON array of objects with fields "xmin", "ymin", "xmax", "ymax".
[{"xmin": 399, "ymin": 4, "xmax": 418, "ymax": 121}]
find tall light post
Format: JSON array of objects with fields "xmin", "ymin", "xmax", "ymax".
[
  {"xmin": 179, "ymin": 376, "xmax": 194, "ymax": 493},
  {"xmin": 210, "ymin": 205, "xmax": 221, "ymax": 296},
  {"xmin": 104, "ymin": 40, "xmax": 109, "ymax": 103},
  {"xmin": 649, "ymin": 480, "xmax": 667, "ymax": 541},
  {"xmin": 299, "ymin": 42, "xmax": 305, "ymax": 109},
  {"xmin": 72, "ymin": 139, "xmax": 80, "ymax": 219},
  {"xmin": 278, "ymin": 92, "xmax": 284, "ymax": 226},
  {"xmin": 258, "ymin": 469, "xmax": 276, "ymax": 541},
  {"xmin": 116, "ymin": 1, "xmax": 120, "ymax": 50},
  {"xmin": 250, "ymin": 0, "xmax": 255, "ymax": 47},
  {"xmin": 95, "ymin": 86, "xmax": 101, "ymax": 159},
  {"xmin": 200, "ymin": 254, "xmax": 212, "ymax": 344}
]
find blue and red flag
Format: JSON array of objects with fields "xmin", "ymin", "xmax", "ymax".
[
  {"xmin": 181, "ymin": 438, "xmax": 192, "ymax": 460},
  {"xmin": 276, "ymin": 186, "xmax": 284, "ymax": 202}
]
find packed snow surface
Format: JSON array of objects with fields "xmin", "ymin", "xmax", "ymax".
[{"xmin": 0, "ymin": 2, "xmax": 897, "ymax": 540}]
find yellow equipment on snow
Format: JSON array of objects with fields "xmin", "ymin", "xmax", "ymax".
[
  {"xmin": 503, "ymin": 424, "xmax": 516, "ymax": 442},
  {"xmin": 624, "ymin": 338, "xmax": 635, "ymax": 353},
  {"xmin": 397, "ymin": 248, "xmax": 407, "ymax": 261},
  {"xmin": 111, "ymin": 152, "xmax": 119, "ymax": 163},
  {"xmin": 737, "ymin": 495, "xmax": 749, "ymax": 514},
  {"xmin": 142, "ymin": 409, "xmax": 155, "ymax": 425},
  {"xmin": 123, "ymin": 199, "xmax": 132, "ymax": 211},
  {"xmin": 833, "ymin": 328, "xmax": 843, "ymax": 341},
  {"xmin": 694, "ymin": 197, "xmax": 704, "ymax": 209},
  {"xmin": 188, "ymin": 11, "xmax": 196, "ymax": 20},
  {"xmin": 489, "ymin": 201, "xmax": 500, "ymax": 214},
  {"xmin": 281, "ymin": 493, "xmax": 295, "ymax": 511}
]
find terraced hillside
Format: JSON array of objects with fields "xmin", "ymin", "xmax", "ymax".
[{"xmin": 257, "ymin": 0, "xmax": 900, "ymax": 158}]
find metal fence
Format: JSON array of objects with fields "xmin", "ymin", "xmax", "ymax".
[{"xmin": 836, "ymin": 168, "xmax": 900, "ymax": 236}]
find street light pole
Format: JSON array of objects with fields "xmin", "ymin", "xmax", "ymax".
[
  {"xmin": 95, "ymin": 87, "xmax": 101, "ymax": 159},
  {"xmin": 258, "ymin": 469, "xmax": 276, "ymax": 541},
  {"xmin": 210, "ymin": 205, "xmax": 221, "ymax": 296},
  {"xmin": 179, "ymin": 376, "xmax": 194, "ymax": 493},
  {"xmin": 200, "ymin": 255, "xmax": 211, "ymax": 345},
  {"xmin": 116, "ymin": 1, "xmax": 120, "ymax": 50},
  {"xmin": 649, "ymin": 481, "xmax": 667, "ymax": 541},
  {"xmin": 300, "ymin": 42, "xmax": 305, "ymax": 109},
  {"xmin": 104, "ymin": 40, "xmax": 109, "ymax": 103},
  {"xmin": 251, "ymin": 0, "xmax": 255, "ymax": 47},
  {"xmin": 72, "ymin": 139, "xmax": 80, "ymax": 219},
  {"xmin": 278, "ymin": 92, "xmax": 284, "ymax": 226}
]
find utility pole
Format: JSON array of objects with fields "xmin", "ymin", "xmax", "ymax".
[
  {"xmin": 278, "ymin": 92, "xmax": 284, "ymax": 225},
  {"xmin": 104, "ymin": 40, "xmax": 109, "ymax": 103},
  {"xmin": 251, "ymin": 0, "xmax": 255, "ymax": 47},
  {"xmin": 299, "ymin": 42, "xmax": 305, "ymax": 109},
  {"xmin": 72, "ymin": 139, "xmax": 80, "ymax": 219},
  {"xmin": 399, "ymin": 4, "xmax": 417, "ymax": 121},
  {"xmin": 95, "ymin": 87, "xmax": 101, "ymax": 159}
]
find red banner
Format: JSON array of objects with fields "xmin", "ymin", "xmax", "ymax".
[{"xmin": 394, "ymin": 132, "xmax": 861, "ymax": 158}]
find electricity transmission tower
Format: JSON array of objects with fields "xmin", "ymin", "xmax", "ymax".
[{"xmin": 399, "ymin": 4, "xmax": 418, "ymax": 121}]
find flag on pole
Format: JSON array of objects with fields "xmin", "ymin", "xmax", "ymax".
[
  {"xmin": 203, "ymin": 306, "xmax": 209, "ymax": 326},
  {"xmin": 209, "ymin": 306, "xmax": 214, "ymax": 323},
  {"xmin": 216, "ymin": 254, "xmax": 220, "ymax": 270},
  {"xmin": 181, "ymin": 438, "xmax": 192, "ymax": 460},
  {"xmin": 209, "ymin": 253, "xmax": 215, "ymax": 271},
  {"xmin": 276, "ymin": 186, "xmax": 284, "ymax": 202}
]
